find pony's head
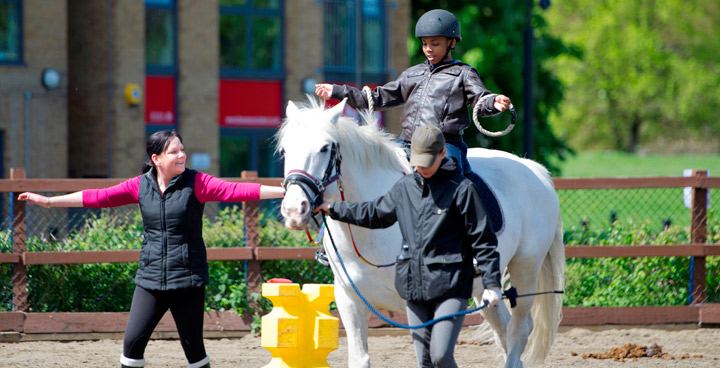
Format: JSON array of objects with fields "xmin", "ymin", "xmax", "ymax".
[
  {"xmin": 276, "ymin": 96, "xmax": 408, "ymax": 230},
  {"xmin": 276, "ymin": 97, "xmax": 348, "ymax": 229}
]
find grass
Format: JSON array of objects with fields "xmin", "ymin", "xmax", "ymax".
[
  {"xmin": 557, "ymin": 151, "xmax": 717, "ymax": 178},
  {"xmin": 554, "ymin": 151, "xmax": 717, "ymax": 233}
]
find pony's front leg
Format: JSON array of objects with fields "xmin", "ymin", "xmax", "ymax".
[
  {"xmin": 477, "ymin": 296, "xmax": 511, "ymax": 358},
  {"xmin": 334, "ymin": 282, "xmax": 372, "ymax": 368},
  {"xmin": 503, "ymin": 259, "xmax": 542, "ymax": 368},
  {"xmin": 504, "ymin": 295, "xmax": 534, "ymax": 368}
]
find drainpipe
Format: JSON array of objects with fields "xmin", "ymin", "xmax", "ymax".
[
  {"xmin": 24, "ymin": 91, "xmax": 31, "ymax": 177},
  {"xmin": 106, "ymin": 0, "xmax": 114, "ymax": 178}
]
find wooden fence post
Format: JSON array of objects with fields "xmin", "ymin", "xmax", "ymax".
[
  {"xmin": 690, "ymin": 169, "xmax": 708, "ymax": 304},
  {"xmin": 242, "ymin": 171, "xmax": 262, "ymax": 303},
  {"xmin": 11, "ymin": 168, "xmax": 28, "ymax": 312}
]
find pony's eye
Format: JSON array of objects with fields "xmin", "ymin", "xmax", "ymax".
[{"xmin": 320, "ymin": 145, "xmax": 330, "ymax": 153}]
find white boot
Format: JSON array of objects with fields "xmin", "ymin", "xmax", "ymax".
[
  {"xmin": 120, "ymin": 354, "xmax": 145, "ymax": 367},
  {"xmin": 188, "ymin": 355, "xmax": 210, "ymax": 368}
]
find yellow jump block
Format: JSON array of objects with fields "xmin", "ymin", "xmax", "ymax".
[{"xmin": 261, "ymin": 282, "xmax": 339, "ymax": 368}]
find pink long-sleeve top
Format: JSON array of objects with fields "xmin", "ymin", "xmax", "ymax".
[{"xmin": 82, "ymin": 171, "xmax": 262, "ymax": 208}]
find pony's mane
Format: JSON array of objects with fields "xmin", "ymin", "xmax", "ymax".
[{"xmin": 277, "ymin": 98, "xmax": 410, "ymax": 174}]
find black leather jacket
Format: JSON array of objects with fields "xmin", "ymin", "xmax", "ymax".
[
  {"xmin": 331, "ymin": 60, "xmax": 499, "ymax": 143},
  {"xmin": 328, "ymin": 159, "xmax": 501, "ymax": 302}
]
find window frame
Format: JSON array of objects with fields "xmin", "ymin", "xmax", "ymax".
[
  {"xmin": 0, "ymin": 0, "xmax": 24, "ymax": 65},
  {"xmin": 322, "ymin": 0, "xmax": 388, "ymax": 84},
  {"xmin": 219, "ymin": 127, "xmax": 282, "ymax": 178},
  {"xmin": 219, "ymin": 1, "xmax": 284, "ymax": 80},
  {"xmin": 145, "ymin": 0, "xmax": 178, "ymax": 76},
  {"xmin": 145, "ymin": 0, "xmax": 178, "ymax": 133}
]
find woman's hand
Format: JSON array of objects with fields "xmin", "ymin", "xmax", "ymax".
[
  {"xmin": 18, "ymin": 192, "xmax": 51, "ymax": 208},
  {"xmin": 315, "ymin": 84, "xmax": 333, "ymax": 100},
  {"xmin": 494, "ymin": 95, "xmax": 511, "ymax": 112}
]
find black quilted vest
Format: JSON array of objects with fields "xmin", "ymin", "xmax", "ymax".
[{"xmin": 135, "ymin": 168, "xmax": 208, "ymax": 290}]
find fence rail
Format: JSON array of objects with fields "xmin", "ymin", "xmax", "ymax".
[{"xmin": 1, "ymin": 168, "xmax": 719, "ymax": 336}]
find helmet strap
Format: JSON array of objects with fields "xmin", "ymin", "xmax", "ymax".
[{"xmin": 442, "ymin": 39, "xmax": 456, "ymax": 62}]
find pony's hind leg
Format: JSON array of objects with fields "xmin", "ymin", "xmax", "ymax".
[{"xmin": 334, "ymin": 283, "xmax": 372, "ymax": 368}]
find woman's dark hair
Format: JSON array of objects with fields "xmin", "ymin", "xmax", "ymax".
[{"xmin": 141, "ymin": 130, "xmax": 183, "ymax": 173}]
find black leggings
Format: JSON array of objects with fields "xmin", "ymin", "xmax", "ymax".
[{"xmin": 123, "ymin": 286, "xmax": 207, "ymax": 364}]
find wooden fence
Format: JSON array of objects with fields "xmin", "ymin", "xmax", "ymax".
[{"xmin": 1, "ymin": 168, "xmax": 719, "ymax": 339}]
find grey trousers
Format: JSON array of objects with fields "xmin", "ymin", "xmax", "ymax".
[{"xmin": 406, "ymin": 297, "xmax": 467, "ymax": 368}]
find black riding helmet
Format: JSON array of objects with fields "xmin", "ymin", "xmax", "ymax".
[{"xmin": 414, "ymin": 9, "xmax": 461, "ymax": 42}]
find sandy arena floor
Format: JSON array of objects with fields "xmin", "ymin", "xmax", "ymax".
[{"xmin": 1, "ymin": 325, "xmax": 720, "ymax": 367}]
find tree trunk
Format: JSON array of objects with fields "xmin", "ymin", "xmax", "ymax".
[{"xmin": 626, "ymin": 114, "xmax": 641, "ymax": 153}]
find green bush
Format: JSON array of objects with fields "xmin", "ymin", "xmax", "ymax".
[{"xmin": 563, "ymin": 214, "xmax": 720, "ymax": 307}]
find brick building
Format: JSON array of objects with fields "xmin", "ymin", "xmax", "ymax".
[{"xmin": 0, "ymin": 0, "xmax": 410, "ymax": 179}]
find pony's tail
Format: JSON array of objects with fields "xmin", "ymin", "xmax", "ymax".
[{"xmin": 523, "ymin": 215, "xmax": 565, "ymax": 365}]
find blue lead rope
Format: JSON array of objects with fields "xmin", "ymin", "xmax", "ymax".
[{"xmin": 322, "ymin": 215, "xmax": 488, "ymax": 330}]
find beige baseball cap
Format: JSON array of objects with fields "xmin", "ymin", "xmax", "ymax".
[{"xmin": 409, "ymin": 125, "xmax": 445, "ymax": 167}]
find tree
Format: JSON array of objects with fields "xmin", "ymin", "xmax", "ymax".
[
  {"xmin": 411, "ymin": 0, "xmax": 576, "ymax": 173},
  {"xmin": 545, "ymin": 0, "xmax": 720, "ymax": 153}
]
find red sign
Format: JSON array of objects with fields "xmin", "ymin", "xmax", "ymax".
[
  {"xmin": 219, "ymin": 79, "xmax": 282, "ymax": 128},
  {"xmin": 145, "ymin": 76, "xmax": 176, "ymax": 125}
]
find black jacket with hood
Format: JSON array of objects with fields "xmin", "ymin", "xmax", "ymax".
[
  {"xmin": 328, "ymin": 159, "xmax": 501, "ymax": 302},
  {"xmin": 330, "ymin": 60, "xmax": 500, "ymax": 143}
]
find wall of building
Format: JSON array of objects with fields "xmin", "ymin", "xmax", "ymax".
[
  {"xmin": 385, "ymin": 0, "xmax": 410, "ymax": 136},
  {"xmin": 3, "ymin": 0, "xmax": 411, "ymax": 179},
  {"xmin": 284, "ymin": 0, "xmax": 323, "ymax": 104},
  {"xmin": 68, "ymin": 0, "xmax": 145, "ymax": 179},
  {"xmin": 0, "ymin": 0, "xmax": 68, "ymax": 179},
  {"xmin": 177, "ymin": 0, "xmax": 220, "ymax": 176}
]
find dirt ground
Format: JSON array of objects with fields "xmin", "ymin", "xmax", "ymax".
[{"xmin": 1, "ymin": 325, "xmax": 720, "ymax": 367}]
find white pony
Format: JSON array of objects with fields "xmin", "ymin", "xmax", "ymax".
[{"xmin": 277, "ymin": 98, "xmax": 565, "ymax": 368}]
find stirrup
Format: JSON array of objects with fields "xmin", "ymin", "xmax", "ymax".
[{"xmin": 315, "ymin": 248, "xmax": 330, "ymax": 268}]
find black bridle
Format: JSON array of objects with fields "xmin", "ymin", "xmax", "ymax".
[{"xmin": 282, "ymin": 143, "xmax": 342, "ymax": 208}]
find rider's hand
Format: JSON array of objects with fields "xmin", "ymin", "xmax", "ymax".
[
  {"xmin": 313, "ymin": 202, "xmax": 331, "ymax": 216},
  {"xmin": 481, "ymin": 287, "xmax": 503, "ymax": 308},
  {"xmin": 494, "ymin": 95, "xmax": 511, "ymax": 112},
  {"xmin": 18, "ymin": 192, "xmax": 51, "ymax": 208},
  {"xmin": 315, "ymin": 84, "xmax": 333, "ymax": 100}
]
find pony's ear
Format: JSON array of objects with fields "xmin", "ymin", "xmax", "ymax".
[
  {"xmin": 327, "ymin": 98, "xmax": 347, "ymax": 124},
  {"xmin": 286, "ymin": 100, "xmax": 299, "ymax": 119}
]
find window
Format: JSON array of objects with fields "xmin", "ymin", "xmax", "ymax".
[
  {"xmin": 219, "ymin": 0, "xmax": 283, "ymax": 78},
  {"xmin": 146, "ymin": 0, "xmax": 176, "ymax": 71},
  {"xmin": 323, "ymin": 0, "xmax": 386, "ymax": 83},
  {"xmin": 218, "ymin": 0, "xmax": 284, "ymax": 179},
  {"xmin": 219, "ymin": 130, "xmax": 280, "ymax": 178},
  {"xmin": 0, "ymin": 0, "xmax": 22, "ymax": 64},
  {"xmin": 145, "ymin": 0, "xmax": 177, "ymax": 133}
]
